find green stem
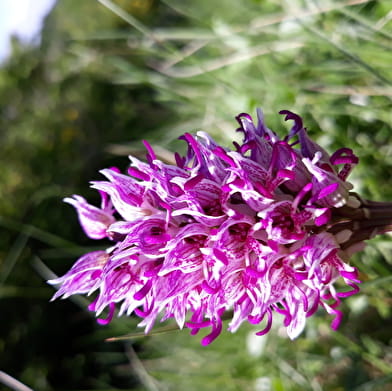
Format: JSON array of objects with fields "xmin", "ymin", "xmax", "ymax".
[{"xmin": 330, "ymin": 199, "xmax": 392, "ymax": 252}]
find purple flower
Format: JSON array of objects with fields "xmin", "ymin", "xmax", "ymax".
[
  {"xmin": 49, "ymin": 109, "xmax": 373, "ymax": 345},
  {"xmin": 63, "ymin": 193, "xmax": 115, "ymax": 239}
]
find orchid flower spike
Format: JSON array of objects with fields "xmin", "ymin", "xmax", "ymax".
[{"xmin": 49, "ymin": 109, "xmax": 391, "ymax": 345}]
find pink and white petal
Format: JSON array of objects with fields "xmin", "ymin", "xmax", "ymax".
[{"xmin": 64, "ymin": 195, "xmax": 115, "ymax": 239}]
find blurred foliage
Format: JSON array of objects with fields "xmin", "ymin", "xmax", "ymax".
[{"xmin": 0, "ymin": 0, "xmax": 391, "ymax": 390}]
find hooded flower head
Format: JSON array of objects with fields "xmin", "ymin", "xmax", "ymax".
[{"xmin": 49, "ymin": 109, "xmax": 364, "ymax": 345}]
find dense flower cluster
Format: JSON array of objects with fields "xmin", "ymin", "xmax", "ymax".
[{"xmin": 50, "ymin": 109, "xmax": 365, "ymax": 345}]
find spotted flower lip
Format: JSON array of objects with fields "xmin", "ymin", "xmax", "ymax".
[{"xmin": 49, "ymin": 108, "xmax": 392, "ymax": 345}]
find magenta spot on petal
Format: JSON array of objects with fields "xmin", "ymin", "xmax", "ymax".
[
  {"xmin": 159, "ymin": 201, "xmax": 172, "ymax": 211},
  {"xmin": 213, "ymin": 248, "xmax": 228, "ymax": 265},
  {"xmin": 340, "ymin": 270, "xmax": 360, "ymax": 282},
  {"xmin": 213, "ymin": 146, "xmax": 235, "ymax": 166},
  {"xmin": 125, "ymin": 192, "xmax": 141, "ymax": 205},
  {"xmin": 306, "ymin": 293, "xmax": 320, "ymax": 318},
  {"xmin": 320, "ymin": 163, "xmax": 335, "ymax": 173},
  {"xmin": 144, "ymin": 264, "xmax": 162, "ymax": 277},
  {"xmin": 185, "ymin": 320, "xmax": 212, "ymax": 329},
  {"xmin": 232, "ymin": 177, "xmax": 246, "ymax": 188},
  {"xmin": 221, "ymin": 184, "xmax": 231, "ymax": 192},
  {"xmin": 283, "ymin": 313, "xmax": 292, "ymax": 327},
  {"xmin": 246, "ymin": 266, "xmax": 264, "ymax": 278},
  {"xmin": 128, "ymin": 167, "xmax": 150, "ymax": 181},
  {"xmin": 330, "ymin": 309, "xmax": 343, "ymax": 330},
  {"xmin": 170, "ymin": 183, "xmax": 183, "ymax": 196},
  {"xmin": 275, "ymin": 305, "xmax": 291, "ymax": 326},
  {"xmin": 201, "ymin": 320, "xmax": 223, "ymax": 346},
  {"xmin": 184, "ymin": 174, "xmax": 204, "ymax": 191},
  {"xmin": 183, "ymin": 133, "xmax": 203, "ymax": 166},
  {"xmin": 143, "ymin": 140, "xmax": 156, "ymax": 160},
  {"xmin": 134, "ymin": 280, "xmax": 152, "ymax": 300},
  {"xmin": 315, "ymin": 209, "xmax": 331, "ymax": 226},
  {"xmin": 91, "ymin": 270, "xmax": 102, "ymax": 279},
  {"xmin": 134, "ymin": 305, "xmax": 153, "ymax": 317},
  {"xmin": 134, "ymin": 308, "xmax": 145, "ymax": 317},
  {"xmin": 277, "ymin": 169, "xmax": 295, "ymax": 180},
  {"xmin": 248, "ymin": 314, "xmax": 264, "ymax": 324},
  {"xmin": 201, "ymin": 281, "xmax": 220, "ymax": 294},
  {"xmin": 239, "ymin": 142, "xmax": 253, "ymax": 155},
  {"xmin": 255, "ymin": 309, "xmax": 272, "ymax": 336},
  {"xmin": 144, "ymin": 232, "xmax": 170, "ymax": 244},
  {"xmin": 330, "ymin": 299, "xmax": 340, "ymax": 309},
  {"xmin": 174, "ymin": 152, "xmax": 186, "ymax": 168},
  {"xmin": 321, "ymin": 292, "xmax": 333, "ymax": 301},
  {"xmin": 303, "ymin": 182, "xmax": 313, "ymax": 192},
  {"xmin": 236, "ymin": 112, "xmax": 253, "ymax": 124},
  {"xmin": 267, "ymin": 240, "xmax": 279, "ymax": 253},
  {"xmin": 237, "ymin": 293, "xmax": 247, "ymax": 305},
  {"xmin": 320, "ymin": 274, "xmax": 333, "ymax": 284},
  {"xmin": 88, "ymin": 298, "xmax": 98, "ymax": 312},
  {"xmin": 109, "ymin": 166, "xmax": 121, "ymax": 173},
  {"xmin": 317, "ymin": 183, "xmax": 339, "ymax": 200},
  {"xmin": 97, "ymin": 302, "xmax": 115, "ymax": 325},
  {"xmin": 254, "ymin": 182, "xmax": 273, "ymax": 199},
  {"xmin": 332, "ymin": 157, "xmax": 355, "ymax": 165},
  {"xmin": 210, "ymin": 228, "xmax": 218, "ymax": 236},
  {"xmin": 330, "ymin": 148, "xmax": 359, "ymax": 166},
  {"xmin": 294, "ymin": 271, "xmax": 308, "ymax": 281},
  {"xmin": 201, "ymin": 335, "xmax": 212, "ymax": 346},
  {"xmin": 292, "ymin": 182, "xmax": 312, "ymax": 209}
]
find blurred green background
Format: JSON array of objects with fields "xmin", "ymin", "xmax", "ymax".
[{"xmin": 0, "ymin": 0, "xmax": 391, "ymax": 390}]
